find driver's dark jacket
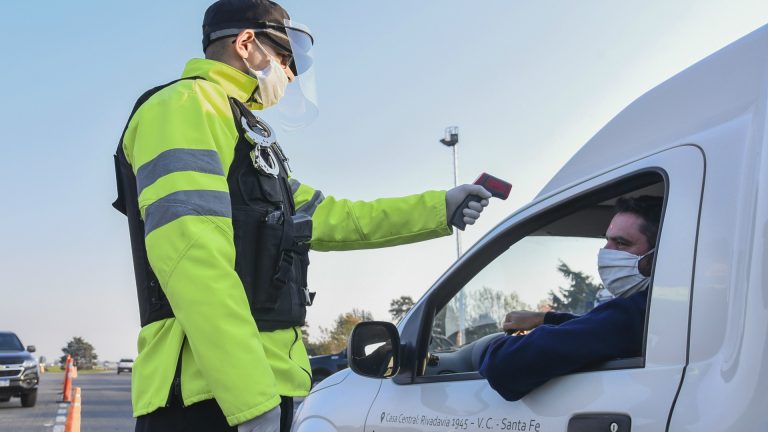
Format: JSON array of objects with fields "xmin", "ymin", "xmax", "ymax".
[{"xmin": 479, "ymin": 290, "xmax": 647, "ymax": 401}]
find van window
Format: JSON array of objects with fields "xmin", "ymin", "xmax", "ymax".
[{"xmin": 423, "ymin": 174, "xmax": 665, "ymax": 377}]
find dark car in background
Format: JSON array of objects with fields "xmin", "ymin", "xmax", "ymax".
[
  {"xmin": 0, "ymin": 332, "xmax": 39, "ymax": 407},
  {"xmin": 309, "ymin": 349, "xmax": 348, "ymax": 385}
]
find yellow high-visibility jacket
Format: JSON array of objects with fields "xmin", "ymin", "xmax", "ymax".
[{"xmin": 123, "ymin": 58, "xmax": 452, "ymax": 426}]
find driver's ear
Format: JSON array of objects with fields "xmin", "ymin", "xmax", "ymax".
[
  {"xmin": 233, "ymin": 30, "xmax": 255, "ymax": 59},
  {"xmin": 639, "ymin": 250, "xmax": 654, "ymax": 277}
]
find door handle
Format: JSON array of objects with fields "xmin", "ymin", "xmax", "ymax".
[{"xmin": 568, "ymin": 413, "xmax": 631, "ymax": 432}]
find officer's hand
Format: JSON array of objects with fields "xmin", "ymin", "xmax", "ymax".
[
  {"xmin": 446, "ymin": 184, "xmax": 492, "ymax": 227},
  {"xmin": 502, "ymin": 311, "xmax": 546, "ymax": 333},
  {"xmin": 237, "ymin": 406, "xmax": 280, "ymax": 432}
]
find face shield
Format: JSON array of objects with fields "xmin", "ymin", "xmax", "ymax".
[{"xmin": 261, "ymin": 20, "xmax": 318, "ymax": 131}]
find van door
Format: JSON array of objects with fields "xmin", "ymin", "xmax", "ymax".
[{"xmin": 365, "ymin": 146, "xmax": 703, "ymax": 432}]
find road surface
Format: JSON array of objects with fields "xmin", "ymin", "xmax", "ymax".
[
  {"xmin": 0, "ymin": 371, "xmax": 302, "ymax": 431},
  {"xmin": 0, "ymin": 371, "xmax": 133, "ymax": 432}
]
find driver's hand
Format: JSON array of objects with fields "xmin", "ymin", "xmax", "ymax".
[{"xmin": 503, "ymin": 311, "xmax": 546, "ymax": 333}]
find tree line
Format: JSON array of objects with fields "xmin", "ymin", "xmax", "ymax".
[
  {"xmin": 304, "ymin": 261, "xmax": 601, "ymax": 355},
  {"xmin": 301, "ymin": 295, "xmax": 415, "ymax": 356},
  {"xmin": 59, "ymin": 262, "xmax": 598, "ymax": 363}
]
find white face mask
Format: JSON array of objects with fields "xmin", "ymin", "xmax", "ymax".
[
  {"xmin": 243, "ymin": 40, "xmax": 289, "ymax": 109},
  {"xmin": 597, "ymin": 248, "xmax": 655, "ymax": 298},
  {"xmin": 593, "ymin": 286, "xmax": 615, "ymax": 306}
]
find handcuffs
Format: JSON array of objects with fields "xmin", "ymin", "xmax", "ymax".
[{"xmin": 240, "ymin": 115, "xmax": 292, "ymax": 177}]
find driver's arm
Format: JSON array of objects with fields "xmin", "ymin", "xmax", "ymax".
[
  {"xmin": 480, "ymin": 291, "xmax": 647, "ymax": 401},
  {"xmin": 542, "ymin": 311, "xmax": 579, "ymax": 325},
  {"xmin": 503, "ymin": 310, "xmax": 579, "ymax": 332}
]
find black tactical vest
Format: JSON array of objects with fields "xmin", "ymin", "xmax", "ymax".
[{"xmin": 113, "ymin": 77, "xmax": 313, "ymax": 332}]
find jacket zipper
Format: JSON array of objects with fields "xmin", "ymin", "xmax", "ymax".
[
  {"xmin": 290, "ymin": 327, "xmax": 313, "ymax": 384},
  {"xmin": 166, "ymin": 337, "xmax": 185, "ymax": 407}
]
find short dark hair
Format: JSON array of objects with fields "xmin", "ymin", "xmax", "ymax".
[{"xmin": 614, "ymin": 195, "xmax": 663, "ymax": 248}]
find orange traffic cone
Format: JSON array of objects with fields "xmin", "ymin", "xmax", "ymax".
[
  {"xmin": 61, "ymin": 355, "xmax": 73, "ymax": 403},
  {"xmin": 64, "ymin": 387, "xmax": 81, "ymax": 432}
]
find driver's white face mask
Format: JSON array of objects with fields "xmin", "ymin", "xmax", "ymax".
[{"xmin": 597, "ymin": 248, "xmax": 655, "ymax": 298}]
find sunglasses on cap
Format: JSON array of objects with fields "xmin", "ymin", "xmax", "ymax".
[{"xmin": 231, "ymin": 35, "xmax": 297, "ymax": 75}]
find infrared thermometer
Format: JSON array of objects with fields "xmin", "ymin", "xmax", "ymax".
[{"xmin": 450, "ymin": 173, "xmax": 512, "ymax": 231}]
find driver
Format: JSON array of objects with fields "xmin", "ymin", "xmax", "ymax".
[{"xmin": 479, "ymin": 196, "xmax": 662, "ymax": 401}]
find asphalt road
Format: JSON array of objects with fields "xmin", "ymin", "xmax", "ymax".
[
  {"xmin": 0, "ymin": 371, "xmax": 134, "ymax": 432},
  {"xmin": 76, "ymin": 372, "xmax": 134, "ymax": 432},
  {"xmin": 0, "ymin": 372, "xmax": 62, "ymax": 432},
  {"xmin": 0, "ymin": 371, "xmax": 303, "ymax": 431}
]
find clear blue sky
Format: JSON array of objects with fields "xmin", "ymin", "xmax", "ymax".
[{"xmin": 1, "ymin": 1, "xmax": 766, "ymax": 363}]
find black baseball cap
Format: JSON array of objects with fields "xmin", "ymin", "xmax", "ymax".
[{"xmin": 202, "ymin": 0, "xmax": 292, "ymax": 53}]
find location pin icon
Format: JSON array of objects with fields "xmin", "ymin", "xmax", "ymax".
[{"xmin": 381, "ymin": 412, "xmax": 386, "ymax": 423}]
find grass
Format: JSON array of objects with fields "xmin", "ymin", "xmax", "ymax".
[
  {"xmin": 43, "ymin": 366, "xmax": 113, "ymax": 374},
  {"xmin": 73, "ymin": 368, "xmax": 114, "ymax": 374}
]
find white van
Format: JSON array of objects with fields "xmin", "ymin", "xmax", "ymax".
[{"xmin": 292, "ymin": 23, "xmax": 768, "ymax": 432}]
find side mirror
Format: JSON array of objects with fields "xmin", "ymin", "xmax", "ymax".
[
  {"xmin": 26, "ymin": 345, "xmax": 36, "ymax": 353},
  {"xmin": 347, "ymin": 321, "xmax": 400, "ymax": 379}
]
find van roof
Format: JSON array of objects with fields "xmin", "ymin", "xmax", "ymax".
[{"xmin": 537, "ymin": 23, "xmax": 768, "ymax": 200}]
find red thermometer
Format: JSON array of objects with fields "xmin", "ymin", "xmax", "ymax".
[{"xmin": 450, "ymin": 173, "xmax": 512, "ymax": 230}]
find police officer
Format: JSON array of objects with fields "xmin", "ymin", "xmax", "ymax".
[{"xmin": 113, "ymin": 1, "xmax": 493, "ymax": 431}]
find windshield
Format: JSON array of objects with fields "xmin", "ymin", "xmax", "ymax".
[{"xmin": 0, "ymin": 333, "xmax": 24, "ymax": 351}]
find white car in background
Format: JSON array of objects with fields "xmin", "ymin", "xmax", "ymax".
[
  {"xmin": 117, "ymin": 358, "xmax": 134, "ymax": 374},
  {"xmin": 293, "ymin": 24, "xmax": 768, "ymax": 431}
]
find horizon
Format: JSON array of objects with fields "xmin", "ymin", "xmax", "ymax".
[{"xmin": 1, "ymin": 0, "xmax": 767, "ymax": 364}]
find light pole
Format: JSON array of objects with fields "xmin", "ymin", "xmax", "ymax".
[
  {"xmin": 440, "ymin": 126, "xmax": 465, "ymax": 345},
  {"xmin": 440, "ymin": 126, "xmax": 462, "ymax": 259}
]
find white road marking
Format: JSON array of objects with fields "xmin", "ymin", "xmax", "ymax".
[{"xmin": 52, "ymin": 410, "xmax": 68, "ymax": 431}]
